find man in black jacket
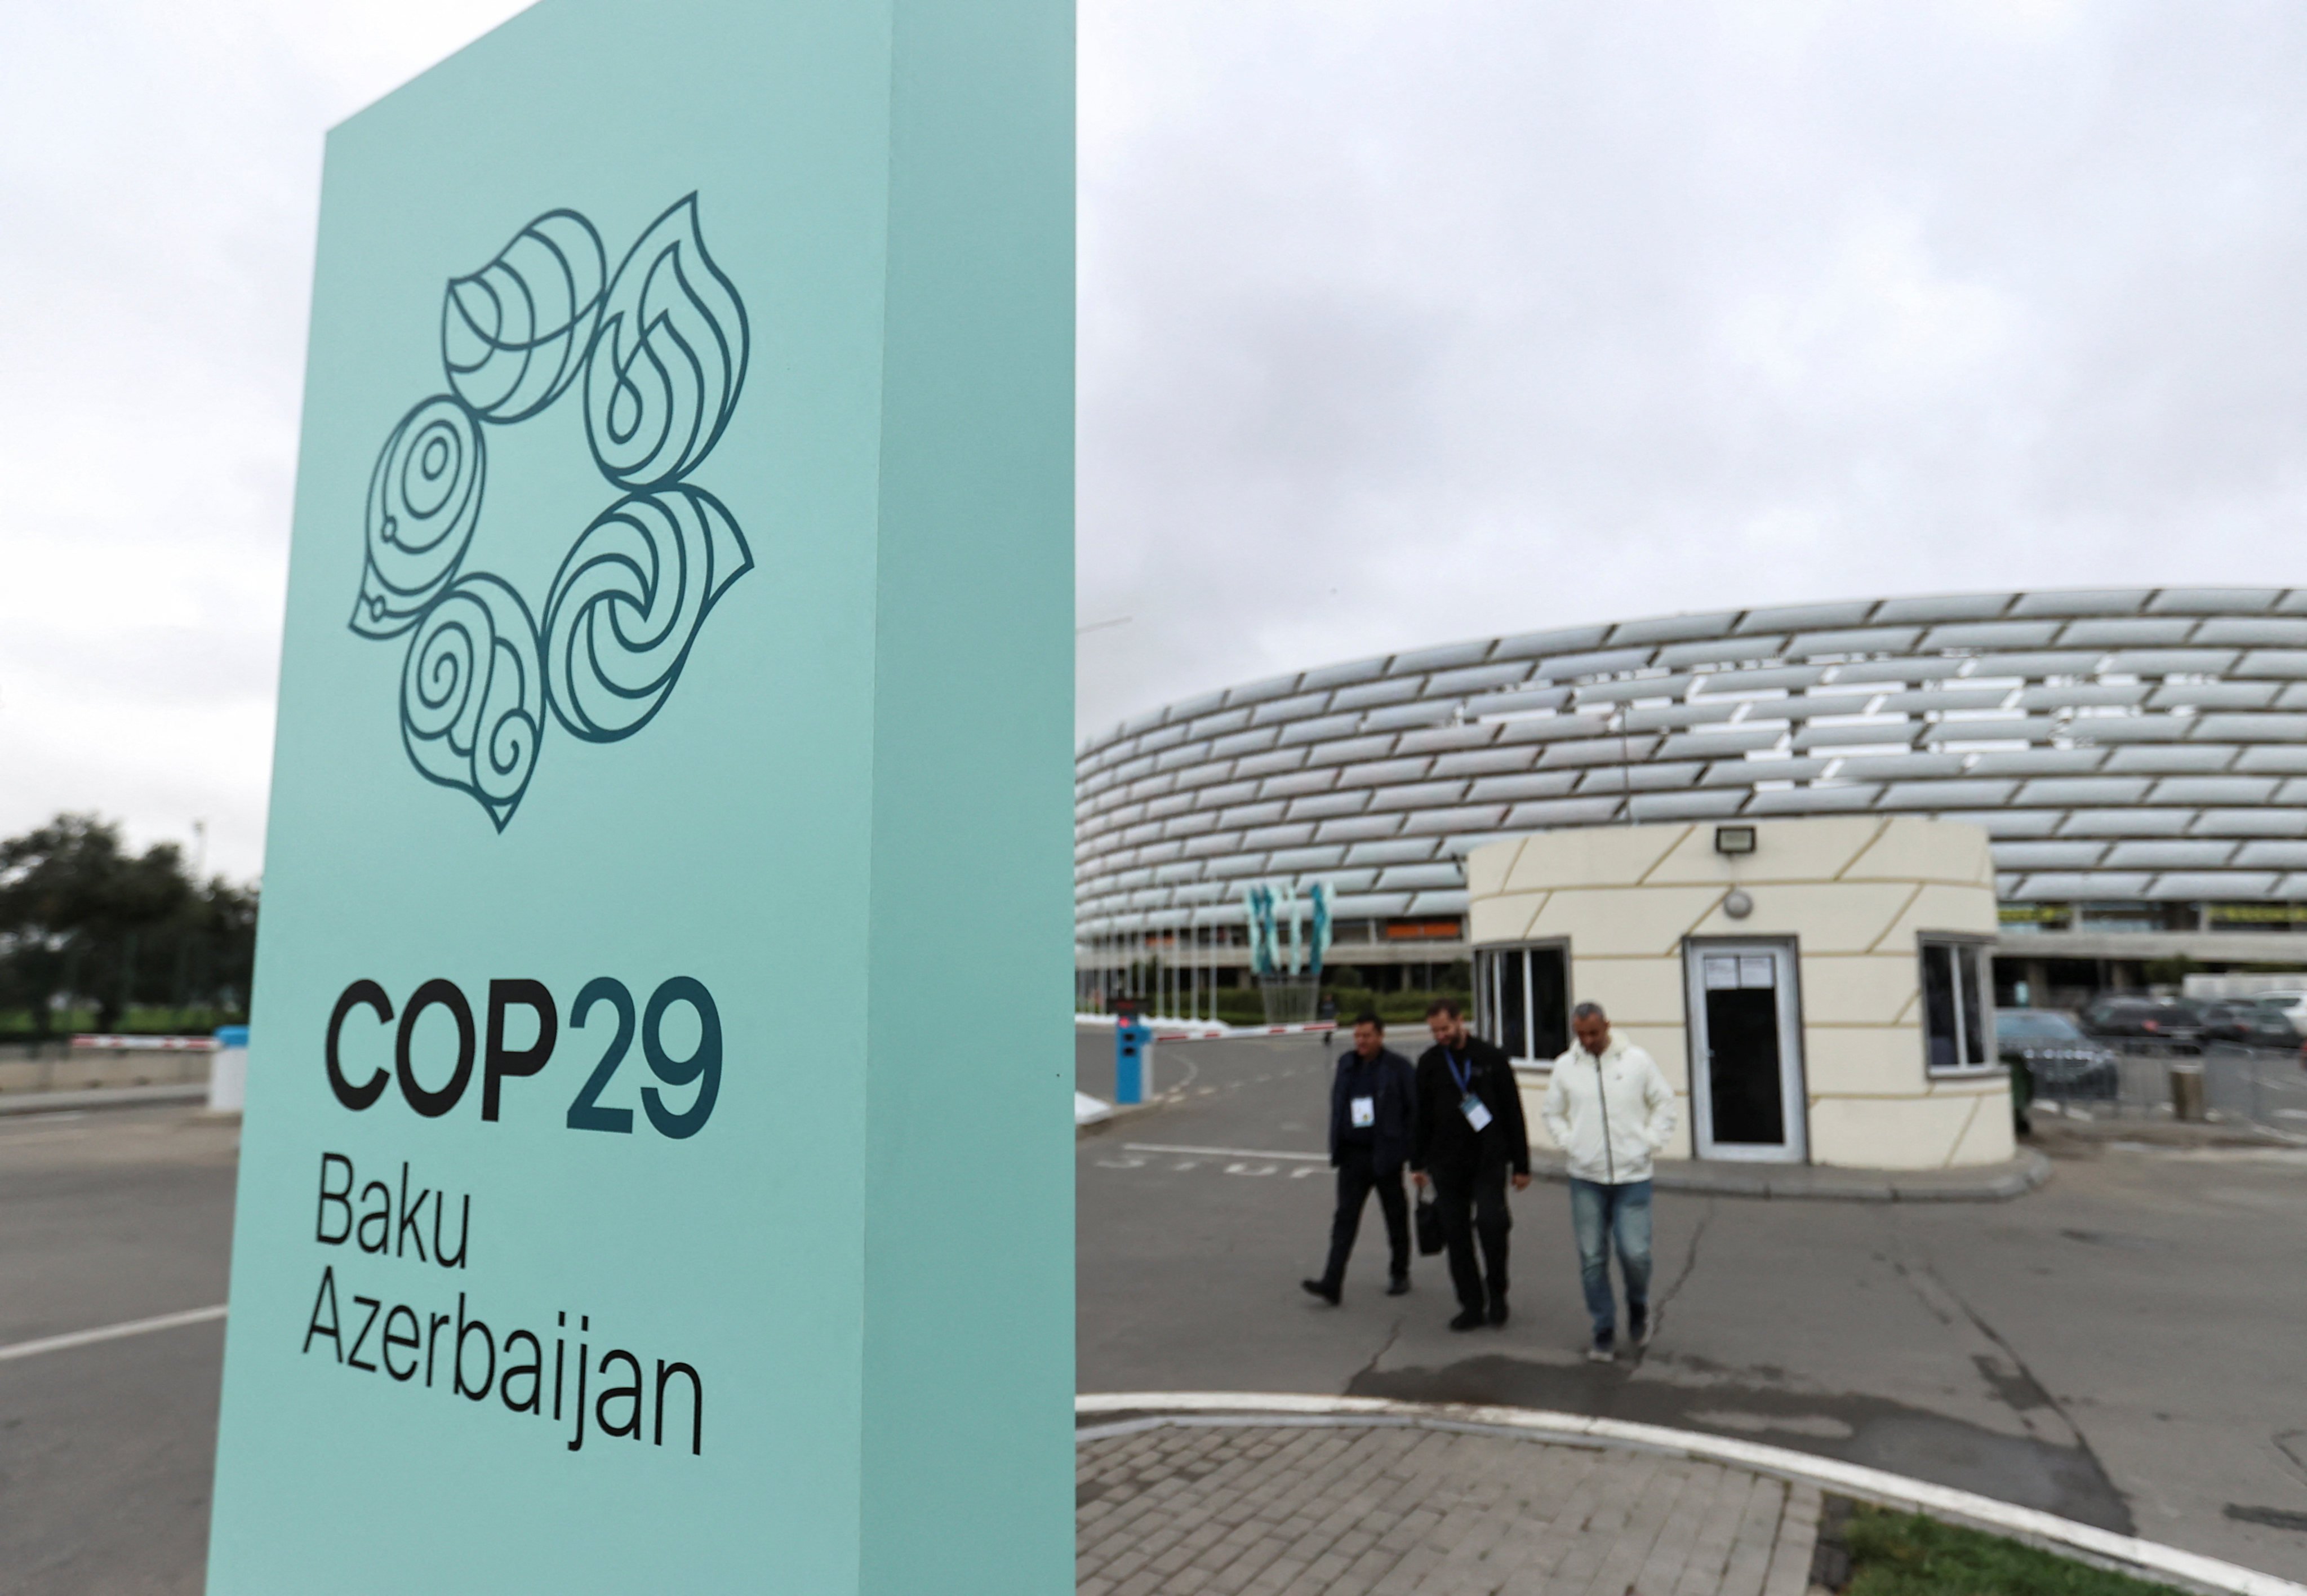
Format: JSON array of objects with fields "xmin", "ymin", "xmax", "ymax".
[
  {"xmin": 1410, "ymin": 998, "xmax": 1531, "ymax": 1331},
  {"xmin": 1301, "ymin": 1013, "xmax": 1417, "ymax": 1305}
]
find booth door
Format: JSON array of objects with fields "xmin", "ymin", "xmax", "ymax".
[{"xmin": 1684, "ymin": 940, "xmax": 1808, "ymax": 1163}]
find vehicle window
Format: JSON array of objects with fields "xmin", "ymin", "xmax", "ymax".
[{"xmin": 1996, "ymin": 1012, "xmax": 2082, "ymax": 1041}]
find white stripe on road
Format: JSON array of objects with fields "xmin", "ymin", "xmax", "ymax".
[
  {"xmin": 1123, "ymin": 1143, "xmax": 1328, "ymax": 1162},
  {"xmin": 0, "ymin": 1304, "xmax": 227, "ymax": 1363}
]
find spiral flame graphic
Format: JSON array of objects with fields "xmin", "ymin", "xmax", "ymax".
[
  {"xmin": 543, "ymin": 488, "xmax": 753, "ymax": 743},
  {"xmin": 353, "ymin": 397, "xmax": 486, "ymax": 638},
  {"xmin": 443, "ymin": 210, "xmax": 606, "ymax": 424},
  {"xmin": 401, "ymin": 576, "xmax": 545, "ymax": 832},
  {"xmin": 349, "ymin": 195, "xmax": 754, "ymax": 830},
  {"xmin": 582, "ymin": 197, "xmax": 749, "ymax": 490}
]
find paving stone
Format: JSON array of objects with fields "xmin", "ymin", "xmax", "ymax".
[{"xmin": 1077, "ymin": 1423, "xmax": 1828, "ymax": 1595}]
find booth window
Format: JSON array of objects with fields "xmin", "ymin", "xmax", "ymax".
[
  {"xmin": 1475, "ymin": 944, "xmax": 1570, "ymax": 1066},
  {"xmin": 1919, "ymin": 937, "xmax": 1993, "ymax": 1073}
]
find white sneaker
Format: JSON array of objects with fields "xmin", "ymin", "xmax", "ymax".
[{"xmin": 1585, "ymin": 1340, "xmax": 1615, "ymax": 1363}]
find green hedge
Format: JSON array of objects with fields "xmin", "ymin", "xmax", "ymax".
[
  {"xmin": 1194, "ymin": 987, "xmax": 1472, "ymax": 1029},
  {"xmin": 0, "ymin": 1006, "xmax": 245, "ymax": 1037}
]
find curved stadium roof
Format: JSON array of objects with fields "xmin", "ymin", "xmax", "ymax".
[{"xmin": 1075, "ymin": 589, "xmax": 2307, "ymax": 941}]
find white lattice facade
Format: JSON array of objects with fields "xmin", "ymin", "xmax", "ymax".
[{"xmin": 1075, "ymin": 589, "xmax": 2307, "ymax": 955}]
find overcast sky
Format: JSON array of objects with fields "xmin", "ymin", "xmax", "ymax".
[{"xmin": 6, "ymin": 2, "xmax": 2307, "ymax": 879}]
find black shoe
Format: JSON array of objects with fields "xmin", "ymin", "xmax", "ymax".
[
  {"xmin": 1488, "ymin": 1296, "xmax": 1509, "ymax": 1327},
  {"xmin": 1386, "ymin": 1275, "xmax": 1411, "ymax": 1297},
  {"xmin": 1449, "ymin": 1307, "xmax": 1487, "ymax": 1332},
  {"xmin": 1629, "ymin": 1309, "xmax": 1650, "ymax": 1348},
  {"xmin": 1586, "ymin": 1337, "xmax": 1615, "ymax": 1363},
  {"xmin": 1301, "ymin": 1278, "xmax": 1340, "ymax": 1306}
]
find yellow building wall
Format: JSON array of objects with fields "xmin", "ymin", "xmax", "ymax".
[{"xmin": 1477, "ymin": 815, "xmax": 2012, "ymax": 1171}]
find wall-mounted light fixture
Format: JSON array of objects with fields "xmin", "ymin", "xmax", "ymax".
[{"xmin": 1714, "ymin": 824, "xmax": 1757, "ymax": 856}]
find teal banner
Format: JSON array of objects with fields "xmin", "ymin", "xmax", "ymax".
[{"xmin": 206, "ymin": 0, "xmax": 1073, "ymax": 1589}]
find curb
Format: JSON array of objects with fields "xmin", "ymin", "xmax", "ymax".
[
  {"xmin": 1075, "ymin": 1392, "xmax": 2301, "ymax": 1596},
  {"xmin": 1519, "ymin": 1148, "xmax": 2053, "ymax": 1203},
  {"xmin": 1077, "ymin": 1100, "xmax": 1169, "ymax": 1141},
  {"xmin": 67, "ymin": 1034, "xmax": 218, "ymax": 1052},
  {"xmin": 0, "ymin": 1084, "xmax": 210, "ymax": 1117}
]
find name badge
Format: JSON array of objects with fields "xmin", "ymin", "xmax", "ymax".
[
  {"xmin": 1460, "ymin": 1093, "xmax": 1493, "ymax": 1132},
  {"xmin": 1350, "ymin": 1096, "xmax": 1375, "ymax": 1128}
]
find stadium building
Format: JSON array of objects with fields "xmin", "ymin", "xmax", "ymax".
[{"xmin": 1075, "ymin": 588, "xmax": 2307, "ymax": 1018}]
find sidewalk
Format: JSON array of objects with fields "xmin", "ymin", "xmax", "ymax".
[
  {"xmin": 1075, "ymin": 1401, "xmax": 2301, "ymax": 1596},
  {"xmin": 1077, "ymin": 1417, "xmax": 1822, "ymax": 1596},
  {"xmin": 1524, "ymin": 1149, "xmax": 2053, "ymax": 1202},
  {"xmin": 0, "ymin": 1082, "xmax": 208, "ymax": 1116}
]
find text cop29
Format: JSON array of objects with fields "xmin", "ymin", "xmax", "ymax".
[{"xmin": 322, "ymin": 976, "xmax": 720, "ymax": 1138}]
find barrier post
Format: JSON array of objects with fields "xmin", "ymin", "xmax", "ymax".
[
  {"xmin": 207, "ymin": 1025, "xmax": 248, "ymax": 1113},
  {"xmin": 1115, "ymin": 1017, "xmax": 1152, "ymax": 1105}
]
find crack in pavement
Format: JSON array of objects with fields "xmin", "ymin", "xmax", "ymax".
[
  {"xmin": 1930, "ymin": 1255, "xmax": 2103, "ymax": 1453},
  {"xmin": 1637, "ymin": 1198, "xmax": 1715, "ymax": 1368},
  {"xmin": 1888, "ymin": 1226, "xmax": 2133, "ymax": 1533},
  {"xmin": 1885, "ymin": 1247, "xmax": 2079, "ymax": 1447},
  {"xmin": 1352, "ymin": 1315, "xmax": 1404, "ymax": 1388}
]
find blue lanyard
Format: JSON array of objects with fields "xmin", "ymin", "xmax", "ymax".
[{"xmin": 1444, "ymin": 1050, "xmax": 1472, "ymax": 1096}]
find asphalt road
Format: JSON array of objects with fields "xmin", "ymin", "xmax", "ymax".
[
  {"xmin": 1077, "ymin": 1029, "xmax": 2307, "ymax": 1584},
  {"xmin": 0, "ymin": 1104, "xmax": 236, "ymax": 1595},
  {"xmin": 7, "ymin": 1042, "xmax": 2307, "ymax": 1590}
]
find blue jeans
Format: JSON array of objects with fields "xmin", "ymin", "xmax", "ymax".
[{"xmin": 1568, "ymin": 1178, "xmax": 1652, "ymax": 1344}]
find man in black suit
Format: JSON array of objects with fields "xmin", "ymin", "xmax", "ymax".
[
  {"xmin": 1301, "ymin": 1013, "xmax": 1418, "ymax": 1305},
  {"xmin": 1410, "ymin": 998, "xmax": 1531, "ymax": 1331}
]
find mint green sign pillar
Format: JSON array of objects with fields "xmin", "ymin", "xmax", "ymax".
[{"xmin": 206, "ymin": 0, "xmax": 1072, "ymax": 1588}]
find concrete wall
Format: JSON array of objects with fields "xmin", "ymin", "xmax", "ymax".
[
  {"xmin": 0, "ymin": 1046, "xmax": 212, "ymax": 1096},
  {"xmin": 1470, "ymin": 816, "xmax": 2013, "ymax": 1171}
]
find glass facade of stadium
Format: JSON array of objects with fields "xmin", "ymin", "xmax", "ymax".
[{"xmin": 1075, "ymin": 589, "xmax": 2307, "ymax": 1016}]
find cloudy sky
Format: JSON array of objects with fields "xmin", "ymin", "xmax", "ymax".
[{"xmin": 6, "ymin": 2, "xmax": 2307, "ymax": 879}]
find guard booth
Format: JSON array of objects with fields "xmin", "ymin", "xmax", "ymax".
[{"xmin": 1468, "ymin": 816, "xmax": 2012, "ymax": 1171}]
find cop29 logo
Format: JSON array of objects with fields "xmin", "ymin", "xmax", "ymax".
[{"xmin": 348, "ymin": 196, "xmax": 753, "ymax": 830}]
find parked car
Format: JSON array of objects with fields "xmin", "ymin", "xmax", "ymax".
[
  {"xmin": 2198, "ymin": 1001, "xmax": 2301, "ymax": 1048},
  {"xmin": 1996, "ymin": 1010, "xmax": 2121, "ymax": 1099},
  {"xmin": 2078, "ymin": 995, "xmax": 2204, "ymax": 1050},
  {"xmin": 2248, "ymin": 993, "xmax": 2307, "ymax": 1030}
]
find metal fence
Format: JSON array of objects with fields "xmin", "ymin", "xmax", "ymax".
[{"xmin": 2025, "ymin": 1042, "xmax": 2307, "ymax": 1132}]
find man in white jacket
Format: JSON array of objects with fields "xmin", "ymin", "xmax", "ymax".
[{"xmin": 1540, "ymin": 1002, "xmax": 1677, "ymax": 1362}]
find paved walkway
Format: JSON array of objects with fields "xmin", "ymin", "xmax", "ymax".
[
  {"xmin": 1077, "ymin": 1421, "xmax": 1822, "ymax": 1596},
  {"xmin": 1529, "ymin": 1148, "xmax": 2051, "ymax": 1203}
]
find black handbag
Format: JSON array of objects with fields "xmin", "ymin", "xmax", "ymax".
[{"xmin": 1415, "ymin": 1188, "xmax": 1447, "ymax": 1256}]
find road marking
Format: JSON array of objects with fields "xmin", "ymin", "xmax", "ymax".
[
  {"xmin": 1124, "ymin": 1143, "xmax": 1328, "ymax": 1162},
  {"xmin": 0, "ymin": 1304, "xmax": 228, "ymax": 1363}
]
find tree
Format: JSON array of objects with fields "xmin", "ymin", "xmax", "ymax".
[{"xmin": 0, "ymin": 813, "xmax": 259, "ymax": 1034}]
